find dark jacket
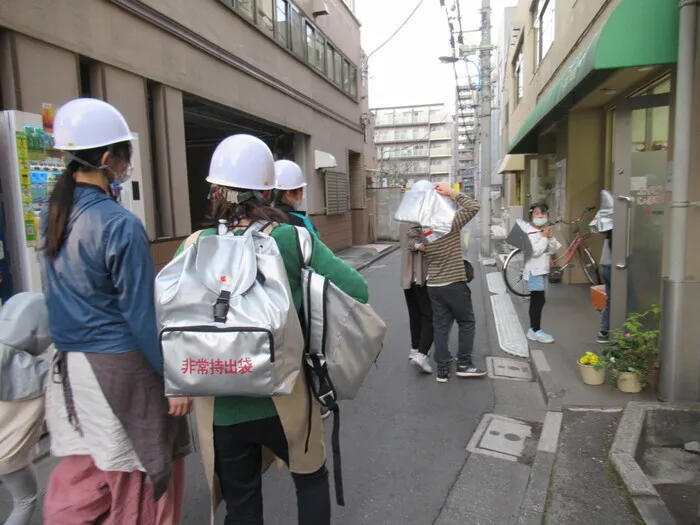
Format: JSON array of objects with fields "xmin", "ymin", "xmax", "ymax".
[
  {"xmin": 276, "ymin": 202, "xmax": 307, "ymax": 228},
  {"xmin": 41, "ymin": 184, "xmax": 161, "ymax": 373}
]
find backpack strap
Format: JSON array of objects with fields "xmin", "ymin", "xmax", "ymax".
[{"xmin": 294, "ymin": 226, "xmax": 313, "ymax": 267}]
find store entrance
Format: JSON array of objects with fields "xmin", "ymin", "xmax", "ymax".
[{"xmin": 182, "ymin": 94, "xmax": 295, "ymax": 230}]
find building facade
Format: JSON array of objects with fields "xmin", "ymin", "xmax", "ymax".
[
  {"xmin": 498, "ymin": 0, "xmax": 700, "ymax": 399},
  {"xmin": 1, "ymin": 0, "xmax": 370, "ymax": 261},
  {"xmin": 371, "ymin": 103, "xmax": 453, "ymax": 187}
]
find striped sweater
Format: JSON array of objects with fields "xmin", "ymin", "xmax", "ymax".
[{"xmin": 424, "ymin": 193, "xmax": 480, "ymax": 286}]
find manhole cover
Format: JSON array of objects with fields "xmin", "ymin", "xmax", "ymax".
[
  {"xmin": 467, "ymin": 414, "xmax": 534, "ymax": 461},
  {"xmin": 486, "ymin": 357, "xmax": 532, "ymax": 381}
]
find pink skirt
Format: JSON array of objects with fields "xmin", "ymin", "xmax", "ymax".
[{"xmin": 43, "ymin": 455, "xmax": 186, "ymax": 525}]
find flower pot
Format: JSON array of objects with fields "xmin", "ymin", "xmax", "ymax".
[
  {"xmin": 578, "ymin": 362, "xmax": 605, "ymax": 385},
  {"xmin": 617, "ymin": 371, "xmax": 642, "ymax": 393}
]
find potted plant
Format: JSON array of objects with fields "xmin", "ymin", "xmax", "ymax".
[
  {"xmin": 602, "ymin": 305, "xmax": 660, "ymax": 393},
  {"xmin": 577, "ymin": 351, "xmax": 605, "ymax": 385}
]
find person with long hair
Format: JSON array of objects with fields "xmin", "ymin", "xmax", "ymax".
[
  {"xmin": 39, "ymin": 98, "xmax": 191, "ymax": 524},
  {"xmin": 179, "ymin": 135, "xmax": 368, "ymax": 525}
]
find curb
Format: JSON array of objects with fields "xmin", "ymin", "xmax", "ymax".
[
  {"xmin": 610, "ymin": 402, "xmax": 697, "ymax": 525},
  {"xmin": 479, "ymin": 252, "xmax": 562, "ymax": 525},
  {"xmin": 354, "ymin": 243, "xmax": 400, "ymax": 272}
]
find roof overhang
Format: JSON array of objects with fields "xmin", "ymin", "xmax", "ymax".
[
  {"xmin": 315, "ymin": 150, "xmax": 338, "ymax": 170},
  {"xmin": 497, "ymin": 154, "xmax": 525, "ymax": 173},
  {"xmin": 508, "ymin": 0, "xmax": 679, "ymax": 154}
]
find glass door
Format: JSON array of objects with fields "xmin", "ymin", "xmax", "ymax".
[{"xmin": 610, "ymin": 94, "xmax": 670, "ymax": 329}]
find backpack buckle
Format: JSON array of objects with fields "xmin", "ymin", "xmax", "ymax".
[{"xmin": 213, "ymin": 290, "xmax": 232, "ymax": 323}]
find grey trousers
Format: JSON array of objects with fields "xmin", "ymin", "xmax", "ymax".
[
  {"xmin": 0, "ymin": 464, "xmax": 38, "ymax": 525},
  {"xmin": 428, "ymin": 282, "xmax": 476, "ymax": 367}
]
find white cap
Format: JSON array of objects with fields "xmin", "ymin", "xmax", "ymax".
[
  {"xmin": 53, "ymin": 98, "xmax": 135, "ymax": 151},
  {"xmin": 275, "ymin": 160, "xmax": 307, "ymax": 190},
  {"xmin": 411, "ymin": 180, "xmax": 434, "ymax": 192},
  {"xmin": 206, "ymin": 135, "xmax": 275, "ymax": 190}
]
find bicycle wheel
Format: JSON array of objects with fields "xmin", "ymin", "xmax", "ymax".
[
  {"xmin": 579, "ymin": 247, "xmax": 601, "ymax": 286},
  {"xmin": 503, "ymin": 249, "xmax": 531, "ymax": 297}
]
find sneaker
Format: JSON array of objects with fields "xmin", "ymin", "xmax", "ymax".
[
  {"xmin": 436, "ymin": 366, "xmax": 450, "ymax": 383},
  {"xmin": 456, "ymin": 364, "xmax": 487, "ymax": 378},
  {"xmin": 534, "ymin": 330, "xmax": 555, "ymax": 344},
  {"xmin": 409, "ymin": 348, "xmax": 419, "ymax": 361},
  {"xmin": 597, "ymin": 331, "xmax": 609, "ymax": 344},
  {"xmin": 321, "ymin": 406, "xmax": 331, "ymax": 420},
  {"xmin": 410, "ymin": 353, "xmax": 433, "ymax": 374}
]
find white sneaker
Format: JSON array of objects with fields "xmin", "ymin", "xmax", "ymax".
[
  {"xmin": 526, "ymin": 329, "xmax": 555, "ymax": 344},
  {"xmin": 526, "ymin": 329, "xmax": 538, "ymax": 341},
  {"xmin": 409, "ymin": 348, "xmax": 419, "ymax": 361},
  {"xmin": 410, "ymin": 352, "xmax": 433, "ymax": 374}
]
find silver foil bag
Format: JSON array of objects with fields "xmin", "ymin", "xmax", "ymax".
[
  {"xmin": 154, "ymin": 223, "xmax": 304, "ymax": 398},
  {"xmin": 296, "ymin": 228, "xmax": 387, "ymax": 400},
  {"xmin": 394, "ymin": 190, "xmax": 457, "ymax": 234}
]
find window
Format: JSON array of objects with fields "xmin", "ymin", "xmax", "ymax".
[
  {"xmin": 305, "ymin": 23, "xmax": 315, "ymax": 64},
  {"xmin": 275, "ymin": 0, "xmax": 288, "ymax": 46},
  {"xmin": 315, "ymin": 32, "xmax": 326, "ymax": 73},
  {"xmin": 534, "ymin": 0, "xmax": 555, "ymax": 65},
  {"xmin": 234, "ymin": 0, "xmax": 254, "ymax": 19},
  {"xmin": 290, "ymin": 5, "xmax": 304, "ymax": 56},
  {"xmin": 348, "ymin": 66, "xmax": 357, "ymax": 98},
  {"xmin": 342, "ymin": 59, "xmax": 350, "ymax": 93},
  {"xmin": 257, "ymin": 0, "xmax": 274, "ymax": 35},
  {"xmin": 513, "ymin": 43, "xmax": 524, "ymax": 103},
  {"xmin": 325, "ymin": 171, "xmax": 350, "ymax": 215},
  {"xmin": 326, "ymin": 44, "xmax": 335, "ymax": 81},
  {"xmin": 334, "ymin": 51, "xmax": 343, "ymax": 86}
]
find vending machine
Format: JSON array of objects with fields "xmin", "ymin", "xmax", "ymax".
[{"xmin": 0, "ymin": 110, "xmax": 146, "ymax": 297}]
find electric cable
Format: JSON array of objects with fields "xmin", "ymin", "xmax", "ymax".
[{"xmin": 366, "ymin": 0, "xmax": 426, "ymax": 59}]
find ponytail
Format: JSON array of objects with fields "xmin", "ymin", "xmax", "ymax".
[
  {"xmin": 44, "ymin": 163, "xmax": 78, "ymax": 259},
  {"xmin": 42, "ymin": 140, "xmax": 132, "ymax": 259}
]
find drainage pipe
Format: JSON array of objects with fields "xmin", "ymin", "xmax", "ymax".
[{"xmin": 659, "ymin": 0, "xmax": 699, "ymax": 401}]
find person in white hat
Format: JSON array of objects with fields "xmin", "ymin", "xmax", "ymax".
[
  {"xmin": 272, "ymin": 159, "xmax": 319, "ymax": 236},
  {"xmin": 39, "ymin": 98, "xmax": 191, "ymax": 524},
  {"xmin": 180, "ymin": 134, "xmax": 368, "ymax": 525}
]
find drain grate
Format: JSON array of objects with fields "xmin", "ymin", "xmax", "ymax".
[
  {"xmin": 486, "ymin": 357, "xmax": 532, "ymax": 381},
  {"xmin": 491, "ymin": 294, "xmax": 529, "ymax": 358},
  {"xmin": 486, "ymin": 272, "xmax": 507, "ymax": 294}
]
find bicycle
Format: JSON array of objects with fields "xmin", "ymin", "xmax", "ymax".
[{"xmin": 503, "ymin": 207, "xmax": 602, "ymax": 297}]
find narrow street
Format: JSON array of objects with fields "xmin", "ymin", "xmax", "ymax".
[{"xmin": 0, "ymin": 226, "xmax": 497, "ymax": 524}]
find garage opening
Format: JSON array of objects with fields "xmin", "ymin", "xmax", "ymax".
[{"xmin": 182, "ymin": 94, "xmax": 296, "ymax": 230}]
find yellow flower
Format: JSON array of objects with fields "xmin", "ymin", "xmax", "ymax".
[{"xmin": 579, "ymin": 352, "xmax": 599, "ymax": 366}]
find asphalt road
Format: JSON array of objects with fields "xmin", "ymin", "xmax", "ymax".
[{"xmin": 1, "ymin": 226, "xmax": 496, "ymax": 525}]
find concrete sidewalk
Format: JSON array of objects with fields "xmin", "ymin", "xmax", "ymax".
[{"xmin": 435, "ymin": 227, "xmax": 651, "ymax": 525}]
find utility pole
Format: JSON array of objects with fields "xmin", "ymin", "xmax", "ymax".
[{"xmin": 478, "ymin": 0, "xmax": 492, "ymax": 258}]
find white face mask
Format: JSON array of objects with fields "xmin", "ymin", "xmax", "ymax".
[{"xmin": 533, "ymin": 217, "xmax": 548, "ymax": 227}]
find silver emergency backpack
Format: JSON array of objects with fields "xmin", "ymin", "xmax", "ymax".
[{"xmin": 154, "ymin": 221, "xmax": 304, "ymax": 398}]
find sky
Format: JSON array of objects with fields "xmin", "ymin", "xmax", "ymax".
[{"xmin": 356, "ymin": 0, "xmax": 518, "ymax": 111}]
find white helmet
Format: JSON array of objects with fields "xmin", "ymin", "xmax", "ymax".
[
  {"xmin": 411, "ymin": 180, "xmax": 434, "ymax": 192},
  {"xmin": 275, "ymin": 160, "xmax": 307, "ymax": 190},
  {"xmin": 53, "ymin": 98, "xmax": 135, "ymax": 151},
  {"xmin": 207, "ymin": 135, "xmax": 275, "ymax": 190}
]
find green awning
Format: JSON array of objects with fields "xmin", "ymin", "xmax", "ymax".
[{"xmin": 508, "ymin": 0, "xmax": 679, "ymax": 154}]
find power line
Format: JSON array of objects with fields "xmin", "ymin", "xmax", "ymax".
[{"xmin": 366, "ymin": 0, "xmax": 426, "ymax": 59}]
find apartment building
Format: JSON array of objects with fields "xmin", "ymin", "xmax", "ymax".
[
  {"xmin": 1, "ymin": 0, "xmax": 370, "ymax": 258},
  {"xmin": 372, "ymin": 103, "xmax": 453, "ymax": 187}
]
